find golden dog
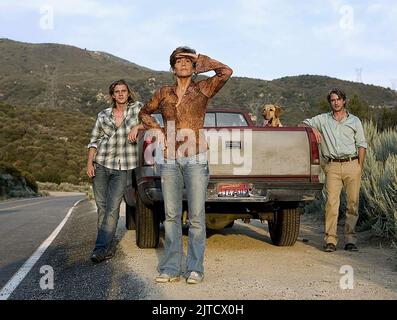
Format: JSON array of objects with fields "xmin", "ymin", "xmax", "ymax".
[{"xmin": 262, "ymin": 104, "xmax": 283, "ymax": 127}]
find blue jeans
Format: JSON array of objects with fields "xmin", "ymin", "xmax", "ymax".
[
  {"xmin": 159, "ymin": 153, "xmax": 209, "ymax": 276},
  {"xmin": 92, "ymin": 164, "xmax": 128, "ymax": 255}
]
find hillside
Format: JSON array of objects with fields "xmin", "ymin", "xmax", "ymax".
[
  {"xmin": 1, "ymin": 38, "xmax": 396, "ymax": 125},
  {"xmin": 0, "ymin": 162, "xmax": 38, "ymax": 199},
  {"xmin": 1, "ymin": 38, "xmax": 397, "ymax": 187},
  {"xmin": 0, "ymin": 102, "xmax": 93, "ymax": 184}
]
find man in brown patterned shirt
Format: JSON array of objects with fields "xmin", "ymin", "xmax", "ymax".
[{"xmin": 139, "ymin": 46, "xmax": 232, "ymax": 284}]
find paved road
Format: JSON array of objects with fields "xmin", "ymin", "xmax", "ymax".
[
  {"xmin": 2, "ymin": 195, "xmax": 396, "ymax": 301},
  {"xmin": 0, "ymin": 194, "xmax": 85, "ymax": 293},
  {"xmin": 6, "ymin": 198, "xmax": 149, "ymax": 300}
]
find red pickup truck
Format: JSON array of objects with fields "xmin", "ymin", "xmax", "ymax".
[{"xmin": 124, "ymin": 109, "xmax": 323, "ymax": 248}]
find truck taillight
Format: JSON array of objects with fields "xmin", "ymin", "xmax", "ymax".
[
  {"xmin": 142, "ymin": 138, "xmax": 155, "ymax": 165},
  {"xmin": 307, "ymin": 129, "xmax": 320, "ymax": 165},
  {"xmin": 143, "ymin": 137, "xmax": 153, "ymax": 148},
  {"xmin": 306, "ymin": 128, "xmax": 321, "ymax": 183}
]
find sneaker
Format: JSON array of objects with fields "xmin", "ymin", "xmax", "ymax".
[
  {"xmin": 344, "ymin": 243, "xmax": 358, "ymax": 251},
  {"xmin": 323, "ymin": 243, "xmax": 336, "ymax": 252},
  {"xmin": 186, "ymin": 271, "xmax": 204, "ymax": 284},
  {"xmin": 90, "ymin": 251, "xmax": 114, "ymax": 264},
  {"xmin": 155, "ymin": 273, "xmax": 180, "ymax": 283}
]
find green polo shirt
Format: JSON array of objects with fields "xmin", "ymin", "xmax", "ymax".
[{"xmin": 302, "ymin": 111, "xmax": 368, "ymax": 160}]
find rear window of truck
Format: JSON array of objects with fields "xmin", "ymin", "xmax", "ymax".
[{"xmin": 151, "ymin": 112, "xmax": 248, "ymax": 128}]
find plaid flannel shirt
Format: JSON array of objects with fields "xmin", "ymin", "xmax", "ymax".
[{"xmin": 87, "ymin": 101, "xmax": 143, "ymax": 170}]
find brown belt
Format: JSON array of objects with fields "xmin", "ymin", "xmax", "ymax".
[{"xmin": 329, "ymin": 156, "xmax": 359, "ymax": 163}]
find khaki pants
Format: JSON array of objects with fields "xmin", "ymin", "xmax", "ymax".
[{"xmin": 324, "ymin": 159, "xmax": 362, "ymax": 245}]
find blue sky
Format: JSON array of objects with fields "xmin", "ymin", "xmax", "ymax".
[{"xmin": 1, "ymin": 0, "xmax": 396, "ymax": 89}]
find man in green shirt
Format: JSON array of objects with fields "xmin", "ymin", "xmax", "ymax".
[{"xmin": 300, "ymin": 88, "xmax": 367, "ymax": 252}]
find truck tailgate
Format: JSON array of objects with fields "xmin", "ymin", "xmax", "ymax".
[{"xmin": 206, "ymin": 129, "xmax": 311, "ymax": 176}]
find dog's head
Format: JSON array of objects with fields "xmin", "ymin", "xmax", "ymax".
[{"xmin": 262, "ymin": 104, "xmax": 282, "ymax": 121}]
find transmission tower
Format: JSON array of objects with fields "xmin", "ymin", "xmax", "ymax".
[
  {"xmin": 355, "ymin": 68, "xmax": 363, "ymax": 83},
  {"xmin": 390, "ymin": 79, "xmax": 397, "ymax": 91}
]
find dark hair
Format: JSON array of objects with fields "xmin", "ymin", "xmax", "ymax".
[
  {"xmin": 109, "ymin": 79, "xmax": 136, "ymax": 106},
  {"xmin": 327, "ymin": 88, "xmax": 347, "ymax": 103},
  {"xmin": 169, "ymin": 46, "xmax": 196, "ymax": 69}
]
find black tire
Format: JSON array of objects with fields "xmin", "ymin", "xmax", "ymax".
[
  {"xmin": 125, "ymin": 203, "xmax": 136, "ymax": 230},
  {"xmin": 268, "ymin": 208, "xmax": 300, "ymax": 246},
  {"xmin": 136, "ymin": 196, "xmax": 160, "ymax": 248},
  {"xmin": 124, "ymin": 185, "xmax": 136, "ymax": 207}
]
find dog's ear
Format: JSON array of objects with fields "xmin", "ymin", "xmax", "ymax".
[{"xmin": 275, "ymin": 105, "xmax": 282, "ymax": 118}]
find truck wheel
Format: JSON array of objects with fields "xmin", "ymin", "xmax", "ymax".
[
  {"xmin": 268, "ymin": 208, "xmax": 300, "ymax": 246},
  {"xmin": 136, "ymin": 196, "xmax": 160, "ymax": 248},
  {"xmin": 125, "ymin": 203, "xmax": 136, "ymax": 230}
]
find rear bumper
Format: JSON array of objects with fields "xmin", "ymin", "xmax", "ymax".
[{"xmin": 134, "ymin": 166, "xmax": 323, "ymax": 207}]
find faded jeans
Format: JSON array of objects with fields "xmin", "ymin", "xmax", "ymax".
[
  {"xmin": 159, "ymin": 153, "xmax": 209, "ymax": 276},
  {"xmin": 92, "ymin": 164, "xmax": 128, "ymax": 255}
]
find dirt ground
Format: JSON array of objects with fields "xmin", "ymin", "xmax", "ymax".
[{"xmin": 116, "ymin": 205, "xmax": 397, "ymax": 300}]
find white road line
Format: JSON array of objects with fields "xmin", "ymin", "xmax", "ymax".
[{"xmin": 0, "ymin": 198, "xmax": 85, "ymax": 300}]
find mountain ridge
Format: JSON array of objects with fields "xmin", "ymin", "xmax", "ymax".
[{"xmin": 1, "ymin": 38, "xmax": 396, "ymax": 125}]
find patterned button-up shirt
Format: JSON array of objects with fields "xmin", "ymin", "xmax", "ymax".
[
  {"xmin": 88, "ymin": 101, "xmax": 142, "ymax": 170},
  {"xmin": 138, "ymin": 54, "xmax": 233, "ymax": 159}
]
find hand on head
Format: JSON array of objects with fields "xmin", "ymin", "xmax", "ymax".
[{"xmin": 175, "ymin": 52, "xmax": 198, "ymax": 62}]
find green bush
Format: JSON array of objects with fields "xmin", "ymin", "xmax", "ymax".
[
  {"xmin": 360, "ymin": 122, "xmax": 397, "ymax": 241},
  {"xmin": 37, "ymin": 181, "xmax": 92, "ymax": 195},
  {"xmin": 0, "ymin": 161, "xmax": 22, "ymax": 178},
  {"xmin": 0, "ymin": 103, "xmax": 93, "ymax": 184},
  {"xmin": 23, "ymin": 171, "xmax": 38, "ymax": 193}
]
